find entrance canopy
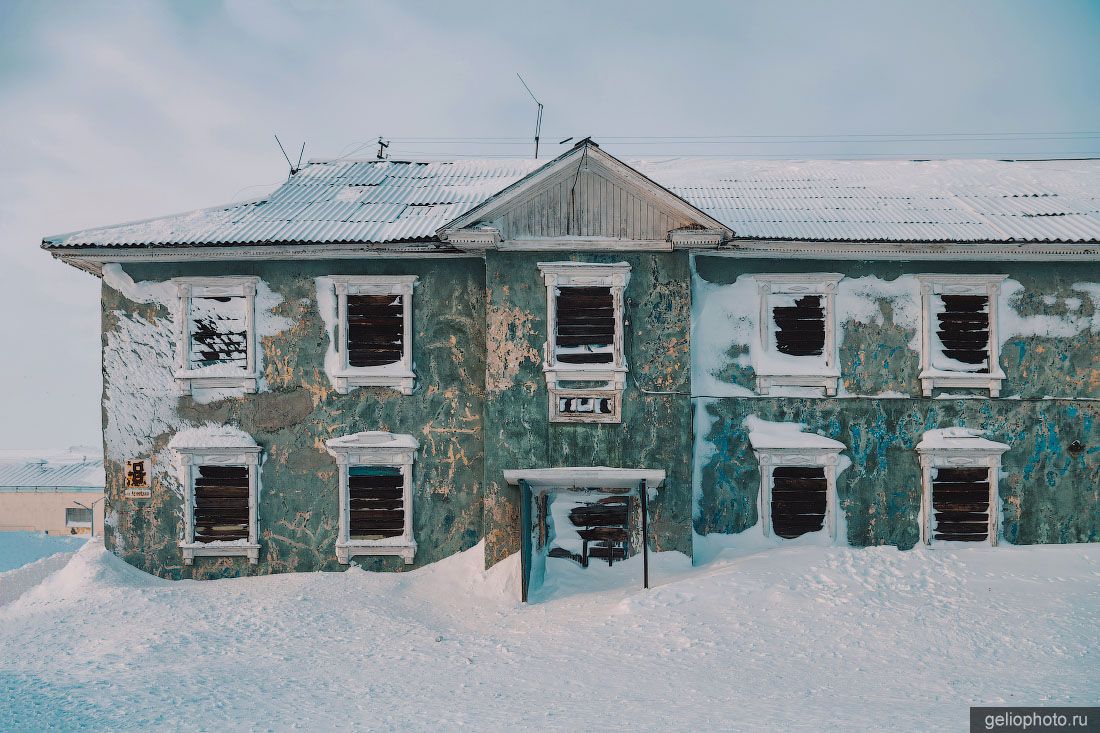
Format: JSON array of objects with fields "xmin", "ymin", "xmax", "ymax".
[
  {"xmin": 505, "ymin": 467, "xmax": 665, "ymax": 602},
  {"xmin": 503, "ymin": 467, "xmax": 665, "ymax": 493}
]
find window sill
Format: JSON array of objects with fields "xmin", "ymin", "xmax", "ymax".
[
  {"xmin": 331, "ymin": 369, "xmax": 415, "ymax": 396},
  {"xmin": 919, "ymin": 369, "xmax": 1005, "ymax": 397},
  {"xmin": 180, "ymin": 542, "xmax": 260, "ymax": 565},
  {"xmin": 755, "ymin": 374, "xmax": 838, "ymax": 396},
  {"xmin": 337, "ymin": 540, "xmax": 416, "ymax": 565},
  {"xmin": 174, "ymin": 371, "xmax": 258, "ymax": 394}
]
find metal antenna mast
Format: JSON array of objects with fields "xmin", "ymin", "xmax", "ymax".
[{"xmin": 517, "ymin": 73, "xmax": 544, "ymax": 159}]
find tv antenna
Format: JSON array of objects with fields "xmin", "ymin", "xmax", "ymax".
[
  {"xmin": 274, "ymin": 134, "xmax": 305, "ymax": 175},
  {"xmin": 516, "ymin": 73, "xmax": 544, "ymax": 159},
  {"xmin": 376, "ymin": 136, "xmax": 390, "ymax": 160}
]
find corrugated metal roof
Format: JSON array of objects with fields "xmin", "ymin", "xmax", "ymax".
[
  {"xmin": 43, "ymin": 157, "xmax": 1100, "ymax": 247},
  {"xmin": 0, "ymin": 450, "xmax": 104, "ymax": 490}
]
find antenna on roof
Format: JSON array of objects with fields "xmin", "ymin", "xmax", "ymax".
[
  {"xmin": 516, "ymin": 73, "xmax": 544, "ymax": 159},
  {"xmin": 376, "ymin": 136, "xmax": 390, "ymax": 160},
  {"xmin": 274, "ymin": 134, "xmax": 303, "ymax": 175}
]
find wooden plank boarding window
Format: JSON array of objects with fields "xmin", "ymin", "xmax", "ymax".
[
  {"xmin": 172, "ymin": 277, "xmax": 259, "ymax": 394},
  {"xmin": 326, "ymin": 276, "xmax": 417, "ymax": 395},
  {"xmin": 192, "ymin": 465, "xmax": 249, "ymax": 543},
  {"xmin": 554, "ymin": 286, "xmax": 615, "ymax": 364},
  {"xmin": 538, "ymin": 262, "xmax": 630, "ymax": 424},
  {"xmin": 754, "ymin": 274, "xmax": 842, "ymax": 396},
  {"xmin": 326, "ymin": 431, "xmax": 418, "ymax": 564},
  {"xmin": 917, "ymin": 275, "xmax": 1006, "ymax": 396},
  {"xmin": 172, "ymin": 434, "xmax": 262, "ymax": 565},
  {"xmin": 348, "ymin": 466, "xmax": 405, "ymax": 540},
  {"xmin": 917, "ymin": 428, "xmax": 1008, "ymax": 546},
  {"xmin": 769, "ymin": 466, "xmax": 828, "ymax": 538},
  {"xmin": 930, "ymin": 467, "xmax": 990, "ymax": 542}
]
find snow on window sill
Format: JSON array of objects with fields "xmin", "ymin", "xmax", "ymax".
[
  {"xmin": 174, "ymin": 370, "xmax": 258, "ymax": 394},
  {"xmin": 919, "ymin": 369, "xmax": 1005, "ymax": 397},
  {"xmin": 337, "ymin": 540, "xmax": 416, "ymax": 565},
  {"xmin": 755, "ymin": 374, "xmax": 839, "ymax": 396}
]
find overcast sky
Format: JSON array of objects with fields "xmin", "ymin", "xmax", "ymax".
[{"xmin": 1, "ymin": 0, "xmax": 1099, "ymax": 449}]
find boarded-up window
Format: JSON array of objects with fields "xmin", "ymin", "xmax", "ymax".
[
  {"xmin": 188, "ymin": 296, "xmax": 248, "ymax": 369},
  {"xmin": 935, "ymin": 294, "xmax": 989, "ymax": 369},
  {"xmin": 348, "ymin": 466, "xmax": 405, "ymax": 540},
  {"xmin": 557, "ymin": 395, "xmax": 615, "ymax": 416},
  {"xmin": 770, "ymin": 466, "xmax": 827, "ymax": 539},
  {"xmin": 773, "ymin": 295, "xmax": 825, "ymax": 356},
  {"xmin": 555, "ymin": 286, "xmax": 615, "ymax": 365},
  {"xmin": 931, "ymin": 467, "xmax": 990, "ymax": 542},
  {"xmin": 192, "ymin": 465, "xmax": 249, "ymax": 543},
  {"xmin": 346, "ymin": 294, "xmax": 404, "ymax": 368}
]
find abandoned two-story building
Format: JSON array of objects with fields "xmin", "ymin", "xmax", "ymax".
[{"xmin": 44, "ymin": 140, "xmax": 1100, "ymax": 599}]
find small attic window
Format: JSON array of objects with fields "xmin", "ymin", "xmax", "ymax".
[
  {"xmin": 324, "ymin": 275, "xmax": 417, "ymax": 395},
  {"xmin": 172, "ymin": 277, "xmax": 259, "ymax": 395},
  {"xmin": 754, "ymin": 274, "xmax": 842, "ymax": 396},
  {"xmin": 538, "ymin": 263, "xmax": 630, "ymax": 424},
  {"xmin": 916, "ymin": 275, "xmax": 1006, "ymax": 396}
]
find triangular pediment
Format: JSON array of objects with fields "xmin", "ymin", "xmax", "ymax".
[{"xmin": 438, "ymin": 140, "xmax": 732, "ymax": 247}]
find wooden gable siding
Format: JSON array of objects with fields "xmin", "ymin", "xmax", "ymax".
[{"xmin": 496, "ymin": 167, "xmax": 693, "ymax": 241}]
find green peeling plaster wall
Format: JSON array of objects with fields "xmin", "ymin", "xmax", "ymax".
[
  {"xmin": 102, "ymin": 258, "xmax": 486, "ymax": 579},
  {"xmin": 693, "ymin": 255, "xmax": 1100, "ymax": 547},
  {"xmin": 481, "ymin": 251, "xmax": 694, "ymax": 566}
]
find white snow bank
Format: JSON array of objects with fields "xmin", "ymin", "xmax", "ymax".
[
  {"xmin": 744, "ymin": 415, "xmax": 845, "ymax": 451},
  {"xmin": 1, "ymin": 537, "xmax": 1097, "ymax": 730}
]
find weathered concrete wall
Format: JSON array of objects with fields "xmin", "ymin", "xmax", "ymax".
[
  {"xmin": 693, "ymin": 255, "xmax": 1100, "ymax": 546},
  {"xmin": 482, "ymin": 251, "xmax": 694, "ymax": 566},
  {"xmin": 102, "ymin": 259, "xmax": 486, "ymax": 579}
]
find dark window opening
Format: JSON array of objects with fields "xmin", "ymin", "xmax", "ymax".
[
  {"xmin": 346, "ymin": 294, "xmax": 404, "ymax": 368},
  {"xmin": 557, "ymin": 395, "xmax": 615, "ymax": 415},
  {"xmin": 931, "ymin": 467, "xmax": 989, "ymax": 542},
  {"xmin": 555, "ymin": 286, "xmax": 615, "ymax": 365},
  {"xmin": 193, "ymin": 465, "xmax": 249, "ymax": 543},
  {"xmin": 189, "ymin": 296, "xmax": 247, "ymax": 368},
  {"xmin": 771, "ymin": 466, "xmax": 827, "ymax": 538},
  {"xmin": 937, "ymin": 294, "xmax": 989, "ymax": 367},
  {"xmin": 348, "ymin": 466, "xmax": 405, "ymax": 540},
  {"xmin": 773, "ymin": 295, "xmax": 825, "ymax": 356}
]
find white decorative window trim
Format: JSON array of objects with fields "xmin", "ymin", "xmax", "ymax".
[
  {"xmin": 754, "ymin": 274, "xmax": 842, "ymax": 396},
  {"xmin": 325, "ymin": 431, "xmax": 419, "ymax": 565},
  {"xmin": 173, "ymin": 441, "xmax": 262, "ymax": 565},
  {"xmin": 916, "ymin": 429, "xmax": 1008, "ymax": 546},
  {"xmin": 327, "ymin": 275, "xmax": 417, "ymax": 395},
  {"xmin": 753, "ymin": 446, "xmax": 842, "ymax": 541},
  {"xmin": 172, "ymin": 276, "xmax": 259, "ymax": 394},
  {"xmin": 538, "ymin": 262, "xmax": 630, "ymax": 424},
  {"xmin": 916, "ymin": 274, "xmax": 1006, "ymax": 396}
]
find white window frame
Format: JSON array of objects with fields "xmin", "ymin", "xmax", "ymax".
[
  {"xmin": 538, "ymin": 262, "xmax": 630, "ymax": 424},
  {"xmin": 916, "ymin": 274, "xmax": 1006, "ymax": 396},
  {"xmin": 754, "ymin": 274, "xmax": 842, "ymax": 396},
  {"xmin": 65, "ymin": 507, "xmax": 92, "ymax": 529},
  {"xmin": 753, "ymin": 446, "xmax": 842, "ymax": 541},
  {"xmin": 173, "ymin": 441, "xmax": 262, "ymax": 565},
  {"xmin": 917, "ymin": 431, "xmax": 1008, "ymax": 547},
  {"xmin": 327, "ymin": 275, "xmax": 417, "ymax": 395},
  {"xmin": 172, "ymin": 276, "xmax": 259, "ymax": 394},
  {"xmin": 325, "ymin": 431, "xmax": 419, "ymax": 565}
]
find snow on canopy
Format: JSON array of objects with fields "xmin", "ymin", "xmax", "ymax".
[{"xmin": 43, "ymin": 157, "xmax": 1100, "ymax": 248}]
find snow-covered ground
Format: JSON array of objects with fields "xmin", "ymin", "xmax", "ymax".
[{"xmin": 1, "ymin": 538, "xmax": 1098, "ymax": 732}]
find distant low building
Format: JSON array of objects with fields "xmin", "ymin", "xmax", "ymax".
[{"xmin": 0, "ymin": 449, "xmax": 105, "ymax": 535}]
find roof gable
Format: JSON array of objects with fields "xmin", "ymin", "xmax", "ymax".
[{"xmin": 437, "ymin": 140, "xmax": 733, "ymax": 246}]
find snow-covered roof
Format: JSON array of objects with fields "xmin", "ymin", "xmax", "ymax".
[
  {"xmin": 43, "ymin": 156, "xmax": 1100, "ymax": 248},
  {"xmin": 0, "ymin": 449, "xmax": 104, "ymax": 491}
]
